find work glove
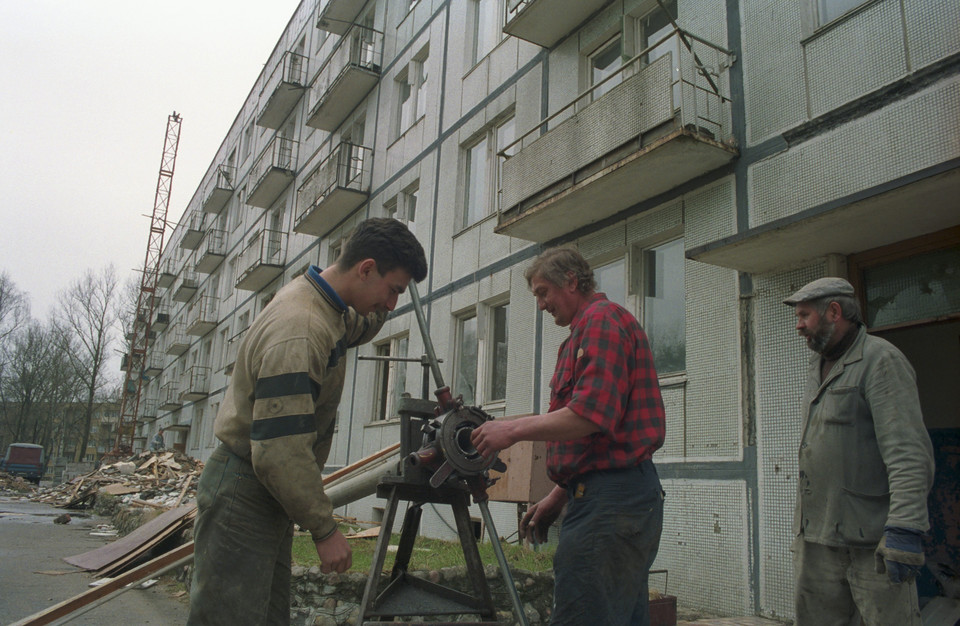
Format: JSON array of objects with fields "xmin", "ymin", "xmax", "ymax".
[{"xmin": 875, "ymin": 526, "xmax": 925, "ymax": 583}]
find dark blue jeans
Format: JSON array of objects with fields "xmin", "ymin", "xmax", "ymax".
[
  {"xmin": 188, "ymin": 444, "xmax": 294, "ymax": 626},
  {"xmin": 552, "ymin": 460, "xmax": 664, "ymax": 626}
]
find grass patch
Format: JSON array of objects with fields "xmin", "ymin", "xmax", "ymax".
[{"xmin": 292, "ymin": 525, "xmax": 555, "ymax": 574}]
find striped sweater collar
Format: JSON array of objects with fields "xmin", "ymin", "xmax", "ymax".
[{"xmin": 306, "ymin": 265, "xmax": 347, "ymax": 313}]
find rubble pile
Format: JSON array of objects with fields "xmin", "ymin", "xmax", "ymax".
[
  {"xmin": 30, "ymin": 449, "xmax": 203, "ymax": 510},
  {"xmin": 0, "ymin": 470, "xmax": 37, "ymax": 494}
]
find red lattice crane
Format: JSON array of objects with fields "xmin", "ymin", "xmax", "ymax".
[{"xmin": 115, "ymin": 112, "xmax": 182, "ymax": 452}]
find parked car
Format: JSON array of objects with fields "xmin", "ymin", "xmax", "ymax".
[{"xmin": 0, "ymin": 443, "xmax": 45, "ymax": 484}]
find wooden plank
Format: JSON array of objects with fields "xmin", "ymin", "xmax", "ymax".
[
  {"xmin": 10, "ymin": 541, "xmax": 195, "ymax": 626},
  {"xmin": 63, "ymin": 505, "xmax": 196, "ymax": 571},
  {"xmin": 323, "ymin": 442, "xmax": 399, "ymax": 485}
]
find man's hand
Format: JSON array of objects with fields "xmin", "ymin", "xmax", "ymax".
[
  {"xmin": 520, "ymin": 486, "xmax": 567, "ymax": 544},
  {"xmin": 875, "ymin": 527, "xmax": 925, "ymax": 583},
  {"xmin": 314, "ymin": 529, "xmax": 352, "ymax": 574},
  {"xmin": 471, "ymin": 420, "xmax": 516, "ymax": 459}
]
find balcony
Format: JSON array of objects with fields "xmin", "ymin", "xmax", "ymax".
[
  {"xmin": 503, "ymin": 0, "xmax": 611, "ymax": 48},
  {"xmin": 202, "ymin": 165, "xmax": 236, "ymax": 214},
  {"xmin": 143, "ymin": 353, "xmax": 164, "ymax": 377},
  {"xmin": 178, "ymin": 212, "xmax": 204, "ymax": 250},
  {"xmin": 196, "ymin": 229, "xmax": 227, "ymax": 274},
  {"xmin": 236, "ymin": 227, "xmax": 286, "ymax": 292},
  {"xmin": 159, "ymin": 381, "xmax": 181, "ymax": 411},
  {"xmin": 173, "ymin": 270, "xmax": 200, "ymax": 302},
  {"xmin": 157, "ymin": 259, "xmax": 176, "ymax": 289},
  {"xmin": 120, "ymin": 353, "xmax": 143, "ymax": 373},
  {"xmin": 180, "ymin": 365, "xmax": 210, "ymax": 402},
  {"xmin": 165, "ymin": 324, "xmax": 190, "ymax": 356},
  {"xmin": 257, "ymin": 51, "xmax": 309, "ymax": 130},
  {"xmin": 140, "ymin": 397, "xmax": 158, "ymax": 421},
  {"xmin": 305, "ymin": 24, "xmax": 382, "ymax": 132},
  {"xmin": 496, "ymin": 29, "xmax": 738, "ymax": 242},
  {"xmin": 317, "ymin": 0, "xmax": 365, "ymax": 35},
  {"xmin": 247, "ymin": 136, "xmax": 298, "ymax": 209},
  {"xmin": 294, "ymin": 142, "xmax": 372, "ymax": 236},
  {"xmin": 223, "ymin": 327, "xmax": 248, "ymax": 375},
  {"xmin": 185, "ymin": 295, "xmax": 218, "ymax": 337},
  {"xmin": 153, "ymin": 305, "xmax": 170, "ymax": 332}
]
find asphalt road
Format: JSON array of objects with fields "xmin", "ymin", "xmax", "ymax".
[{"xmin": 0, "ymin": 496, "xmax": 190, "ymax": 625}]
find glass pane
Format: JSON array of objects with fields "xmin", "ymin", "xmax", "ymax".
[
  {"xmin": 474, "ymin": 0, "xmax": 500, "ymax": 64},
  {"xmin": 863, "ymin": 246, "xmax": 960, "ymax": 328},
  {"xmin": 490, "ymin": 304, "xmax": 509, "ymax": 401},
  {"xmin": 376, "ymin": 343, "xmax": 390, "ymax": 420},
  {"xmin": 464, "ymin": 137, "xmax": 488, "ymax": 226},
  {"xmin": 818, "ymin": 0, "xmax": 866, "ymax": 24},
  {"xmin": 389, "ymin": 337, "xmax": 409, "ymax": 418},
  {"xmin": 643, "ymin": 238, "xmax": 686, "ymax": 374},
  {"xmin": 398, "ymin": 79, "xmax": 413, "ymax": 132},
  {"xmin": 594, "ymin": 258, "xmax": 627, "ymax": 309},
  {"xmin": 591, "ymin": 37, "xmax": 622, "ymax": 99},
  {"xmin": 456, "ymin": 316, "xmax": 478, "ymax": 405}
]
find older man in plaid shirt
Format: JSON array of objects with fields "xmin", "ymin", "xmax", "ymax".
[{"xmin": 472, "ymin": 246, "xmax": 666, "ymax": 626}]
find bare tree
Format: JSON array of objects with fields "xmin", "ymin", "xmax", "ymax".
[
  {"xmin": 0, "ymin": 270, "xmax": 30, "ymax": 347},
  {"xmin": 53, "ymin": 265, "xmax": 120, "ymax": 461}
]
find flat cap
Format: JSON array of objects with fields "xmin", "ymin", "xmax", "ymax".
[{"xmin": 783, "ymin": 277, "xmax": 855, "ymax": 306}]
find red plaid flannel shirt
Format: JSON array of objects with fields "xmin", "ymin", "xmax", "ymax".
[{"xmin": 546, "ymin": 293, "xmax": 666, "ymax": 486}]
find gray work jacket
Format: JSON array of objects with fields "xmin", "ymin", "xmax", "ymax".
[{"xmin": 794, "ymin": 326, "xmax": 934, "ymax": 547}]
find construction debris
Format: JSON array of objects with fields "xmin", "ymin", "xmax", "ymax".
[{"xmin": 27, "ymin": 449, "xmax": 203, "ymax": 510}]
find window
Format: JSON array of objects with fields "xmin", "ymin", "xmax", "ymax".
[
  {"xmin": 455, "ymin": 314, "xmax": 479, "ymax": 406},
  {"xmin": 642, "ymin": 238, "xmax": 686, "ymax": 374},
  {"xmin": 472, "ymin": 0, "xmax": 504, "ymax": 66},
  {"xmin": 453, "ymin": 301, "xmax": 509, "ymax": 407},
  {"xmin": 590, "ymin": 36, "xmax": 624, "ymax": 100},
  {"xmin": 242, "ymin": 120, "xmax": 254, "ymax": 161},
  {"xmin": 816, "ymin": 0, "xmax": 867, "ymax": 25},
  {"xmin": 374, "ymin": 335, "xmax": 409, "ymax": 420},
  {"xmin": 487, "ymin": 303, "xmax": 509, "ymax": 402},
  {"xmin": 594, "ymin": 257, "xmax": 627, "ymax": 308},
  {"xmin": 462, "ymin": 114, "xmax": 514, "ymax": 228},
  {"xmin": 387, "ymin": 181, "xmax": 420, "ymax": 238},
  {"xmin": 396, "ymin": 45, "xmax": 429, "ymax": 137}
]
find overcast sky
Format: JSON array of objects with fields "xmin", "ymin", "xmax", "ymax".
[{"xmin": 0, "ymin": 0, "xmax": 302, "ymax": 322}]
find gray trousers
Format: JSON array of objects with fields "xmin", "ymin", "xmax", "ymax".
[
  {"xmin": 188, "ymin": 445, "xmax": 294, "ymax": 626},
  {"xmin": 794, "ymin": 539, "xmax": 921, "ymax": 626}
]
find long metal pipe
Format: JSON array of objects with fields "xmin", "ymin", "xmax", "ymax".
[
  {"xmin": 479, "ymin": 500, "xmax": 529, "ymax": 626},
  {"xmin": 407, "ymin": 280, "xmax": 445, "ymax": 390}
]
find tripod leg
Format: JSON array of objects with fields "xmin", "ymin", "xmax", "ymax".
[
  {"xmin": 359, "ymin": 485, "xmax": 400, "ymax": 618},
  {"xmin": 391, "ymin": 502, "xmax": 423, "ymax": 580},
  {"xmin": 451, "ymin": 494, "xmax": 497, "ymax": 619}
]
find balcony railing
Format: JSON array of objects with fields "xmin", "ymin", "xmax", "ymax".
[
  {"xmin": 152, "ymin": 305, "xmax": 170, "ymax": 332},
  {"xmin": 316, "ymin": 0, "xmax": 365, "ymax": 35},
  {"xmin": 164, "ymin": 324, "xmax": 190, "ymax": 356},
  {"xmin": 178, "ymin": 212, "xmax": 204, "ymax": 250},
  {"xmin": 257, "ymin": 51, "xmax": 309, "ymax": 130},
  {"xmin": 143, "ymin": 353, "xmax": 164, "ymax": 377},
  {"xmin": 185, "ymin": 295, "xmax": 218, "ymax": 337},
  {"xmin": 157, "ymin": 258, "xmax": 177, "ymax": 289},
  {"xmin": 202, "ymin": 165, "xmax": 236, "ymax": 214},
  {"xmin": 503, "ymin": 0, "xmax": 611, "ymax": 48},
  {"xmin": 236, "ymin": 227, "xmax": 286, "ymax": 292},
  {"xmin": 294, "ymin": 142, "xmax": 372, "ymax": 236},
  {"xmin": 159, "ymin": 381, "xmax": 181, "ymax": 411},
  {"xmin": 223, "ymin": 327, "xmax": 248, "ymax": 375},
  {"xmin": 248, "ymin": 136, "xmax": 298, "ymax": 208},
  {"xmin": 181, "ymin": 365, "xmax": 211, "ymax": 402},
  {"xmin": 196, "ymin": 229, "xmax": 227, "ymax": 274},
  {"xmin": 496, "ymin": 28, "xmax": 737, "ymax": 242},
  {"xmin": 173, "ymin": 269, "xmax": 200, "ymax": 302},
  {"xmin": 140, "ymin": 397, "xmax": 158, "ymax": 421},
  {"xmin": 305, "ymin": 24, "xmax": 382, "ymax": 131}
]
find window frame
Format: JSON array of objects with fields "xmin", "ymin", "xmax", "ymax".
[
  {"xmin": 461, "ymin": 112, "xmax": 515, "ymax": 229},
  {"xmin": 395, "ymin": 45, "xmax": 429, "ymax": 139},
  {"xmin": 470, "ymin": 0, "xmax": 505, "ymax": 68},
  {"xmin": 373, "ymin": 334, "xmax": 411, "ymax": 422},
  {"xmin": 632, "ymin": 233, "xmax": 687, "ymax": 376}
]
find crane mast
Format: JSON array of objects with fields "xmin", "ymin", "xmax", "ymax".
[{"xmin": 115, "ymin": 112, "xmax": 182, "ymax": 452}]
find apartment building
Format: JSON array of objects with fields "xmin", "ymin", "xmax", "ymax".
[{"xmin": 135, "ymin": 0, "xmax": 960, "ymax": 619}]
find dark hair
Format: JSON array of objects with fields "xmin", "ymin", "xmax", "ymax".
[
  {"xmin": 811, "ymin": 294, "xmax": 863, "ymax": 324},
  {"xmin": 336, "ymin": 218, "xmax": 428, "ymax": 282},
  {"xmin": 524, "ymin": 247, "xmax": 595, "ymax": 295}
]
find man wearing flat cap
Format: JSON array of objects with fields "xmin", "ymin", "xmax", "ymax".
[{"xmin": 784, "ymin": 277, "xmax": 934, "ymax": 625}]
